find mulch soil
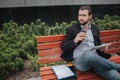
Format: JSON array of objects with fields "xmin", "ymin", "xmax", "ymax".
[{"xmin": 6, "ymin": 60, "xmax": 39, "ymax": 80}]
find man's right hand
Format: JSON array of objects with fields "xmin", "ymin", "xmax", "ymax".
[{"xmin": 74, "ymin": 31, "xmax": 86, "ymax": 44}]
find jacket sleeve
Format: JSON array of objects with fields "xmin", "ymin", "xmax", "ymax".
[
  {"xmin": 92, "ymin": 25, "xmax": 102, "ymax": 46},
  {"xmin": 61, "ymin": 27, "xmax": 78, "ymax": 52},
  {"xmin": 95, "ymin": 26, "xmax": 102, "ymax": 45}
]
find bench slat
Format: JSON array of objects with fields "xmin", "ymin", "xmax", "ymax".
[
  {"xmin": 105, "ymin": 48, "xmax": 120, "ymax": 54},
  {"xmin": 36, "ymin": 34, "xmax": 64, "ymax": 43},
  {"xmin": 38, "ymin": 56, "xmax": 63, "ymax": 64},
  {"xmin": 40, "ymin": 70, "xmax": 54, "ymax": 76},
  {"xmin": 76, "ymin": 72, "xmax": 103, "ymax": 80},
  {"xmin": 109, "ymin": 42, "xmax": 120, "ymax": 48},
  {"xmin": 109, "ymin": 56, "xmax": 120, "ymax": 60},
  {"xmin": 41, "ymin": 74, "xmax": 56, "ymax": 80},
  {"xmin": 40, "ymin": 66, "xmax": 51, "ymax": 71},
  {"xmin": 100, "ymin": 30, "xmax": 120, "ymax": 37},
  {"xmin": 83, "ymin": 77, "xmax": 103, "ymax": 80},
  {"xmin": 101, "ymin": 35, "xmax": 120, "ymax": 42},
  {"xmin": 37, "ymin": 42, "xmax": 61, "ymax": 50},
  {"xmin": 38, "ymin": 49, "xmax": 62, "ymax": 57}
]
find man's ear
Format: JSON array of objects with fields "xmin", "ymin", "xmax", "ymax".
[{"xmin": 89, "ymin": 14, "xmax": 92, "ymax": 20}]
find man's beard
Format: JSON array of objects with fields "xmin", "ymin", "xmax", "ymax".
[{"xmin": 79, "ymin": 20, "xmax": 89, "ymax": 26}]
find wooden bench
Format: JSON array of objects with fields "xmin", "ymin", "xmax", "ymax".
[{"xmin": 36, "ymin": 30, "xmax": 120, "ymax": 80}]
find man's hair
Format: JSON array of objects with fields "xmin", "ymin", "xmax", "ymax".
[{"xmin": 79, "ymin": 5, "xmax": 92, "ymax": 15}]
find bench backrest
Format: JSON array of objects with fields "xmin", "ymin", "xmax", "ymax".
[{"xmin": 36, "ymin": 30, "xmax": 120, "ymax": 65}]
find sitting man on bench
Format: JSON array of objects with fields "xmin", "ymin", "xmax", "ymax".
[{"xmin": 61, "ymin": 5, "xmax": 120, "ymax": 80}]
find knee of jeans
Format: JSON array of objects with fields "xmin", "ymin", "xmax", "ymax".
[
  {"xmin": 108, "ymin": 76, "xmax": 120, "ymax": 80},
  {"xmin": 75, "ymin": 66, "xmax": 88, "ymax": 72},
  {"xmin": 107, "ymin": 70, "xmax": 120, "ymax": 80},
  {"xmin": 90, "ymin": 53, "xmax": 97, "ymax": 59},
  {"xmin": 82, "ymin": 51, "xmax": 94, "ymax": 59},
  {"xmin": 86, "ymin": 51, "xmax": 97, "ymax": 59},
  {"xmin": 74, "ymin": 63, "xmax": 88, "ymax": 72},
  {"xmin": 87, "ymin": 54, "xmax": 99, "ymax": 64}
]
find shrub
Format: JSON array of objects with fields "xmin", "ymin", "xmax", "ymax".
[{"xmin": 0, "ymin": 15, "xmax": 120, "ymax": 79}]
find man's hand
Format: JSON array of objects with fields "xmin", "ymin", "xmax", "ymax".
[{"xmin": 74, "ymin": 31, "xmax": 86, "ymax": 44}]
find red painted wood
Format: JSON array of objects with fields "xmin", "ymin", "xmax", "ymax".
[{"xmin": 37, "ymin": 30, "xmax": 120, "ymax": 80}]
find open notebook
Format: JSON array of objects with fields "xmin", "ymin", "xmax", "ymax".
[
  {"xmin": 51, "ymin": 65, "xmax": 76, "ymax": 80},
  {"xmin": 90, "ymin": 43, "xmax": 111, "ymax": 50}
]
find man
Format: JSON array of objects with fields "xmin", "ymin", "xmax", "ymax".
[{"xmin": 61, "ymin": 5, "xmax": 120, "ymax": 80}]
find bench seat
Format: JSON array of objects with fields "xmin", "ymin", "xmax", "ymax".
[{"xmin": 36, "ymin": 30, "xmax": 120, "ymax": 80}]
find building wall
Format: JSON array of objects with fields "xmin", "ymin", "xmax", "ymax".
[
  {"xmin": 0, "ymin": 5, "xmax": 120, "ymax": 28},
  {"xmin": 0, "ymin": 0, "xmax": 120, "ymax": 28},
  {"xmin": 0, "ymin": 0, "xmax": 25, "ymax": 8},
  {"xmin": 0, "ymin": 0, "xmax": 120, "ymax": 8}
]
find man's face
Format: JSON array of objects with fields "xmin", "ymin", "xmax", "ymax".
[{"xmin": 78, "ymin": 9, "xmax": 92, "ymax": 26}]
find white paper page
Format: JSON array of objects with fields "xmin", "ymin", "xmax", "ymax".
[{"xmin": 90, "ymin": 43, "xmax": 111, "ymax": 50}]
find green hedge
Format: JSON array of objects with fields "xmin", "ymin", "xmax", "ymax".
[
  {"xmin": 0, "ymin": 15, "xmax": 120, "ymax": 79},
  {"xmin": 92, "ymin": 15, "xmax": 120, "ymax": 30}
]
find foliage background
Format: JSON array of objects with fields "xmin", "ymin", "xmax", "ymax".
[{"xmin": 0, "ymin": 15, "xmax": 120, "ymax": 79}]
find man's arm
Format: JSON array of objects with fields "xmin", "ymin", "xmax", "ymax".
[
  {"xmin": 61, "ymin": 27, "xmax": 77, "ymax": 52},
  {"xmin": 61, "ymin": 26, "xmax": 86, "ymax": 52}
]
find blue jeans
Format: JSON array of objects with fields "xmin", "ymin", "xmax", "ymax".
[{"xmin": 74, "ymin": 50, "xmax": 120, "ymax": 80}]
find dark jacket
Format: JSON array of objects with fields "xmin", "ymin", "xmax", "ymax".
[{"xmin": 60, "ymin": 22, "xmax": 111, "ymax": 61}]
